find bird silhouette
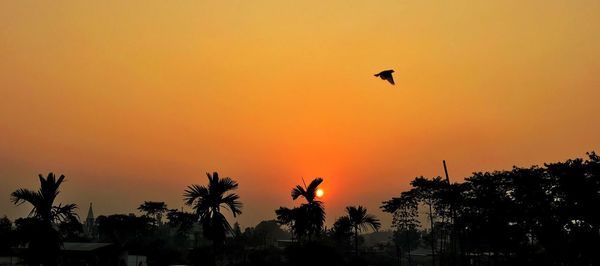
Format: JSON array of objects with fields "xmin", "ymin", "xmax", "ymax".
[{"xmin": 374, "ymin": 69, "xmax": 395, "ymax": 85}]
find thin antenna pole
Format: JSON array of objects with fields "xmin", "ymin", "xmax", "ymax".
[
  {"xmin": 443, "ymin": 160, "xmax": 458, "ymax": 266},
  {"xmin": 443, "ymin": 160, "xmax": 450, "ymax": 184},
  {"xmin": 301, "ymin": 176, "xmax": 307, "ymax": 189}
]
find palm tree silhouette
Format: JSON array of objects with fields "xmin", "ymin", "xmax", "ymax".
[
  {"xmin": 10, "ymin": 172, "xmax": 78, "ymax": 266},
  {"xmin": 345, "ymin": 205, "xmax": 381, "ymax": 255},
  {"xmin": 184, "ymin": 172, "xmax": 242, "ymax": 247},
  {"xmin": 291, "ymin": 177, "xmax": 325, "ymax": 241},
  {"xmin": 331, "ymin": 216, "xmax": 353, "ymax": 248}
]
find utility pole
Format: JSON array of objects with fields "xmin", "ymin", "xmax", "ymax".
[
  {"xmin": 443, "ymin": 160, "xmax": 450, "ymax": 184},
  {"xmin": 443, "ymin": 160, "xmax": 458, "ymax": 266}
]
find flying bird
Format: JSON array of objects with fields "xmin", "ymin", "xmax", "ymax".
[{"xmin": 374, "ymin": 69, "xmax": 395, "ymax": 85}]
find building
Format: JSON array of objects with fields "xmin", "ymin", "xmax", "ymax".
[{"xmin": 84, "ymin": 203, "xmax": 97, "ymax": 239}]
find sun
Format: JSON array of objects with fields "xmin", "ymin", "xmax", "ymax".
[{"xmin": 316, "ymin": 188, "xmax": 324, "ymax": 198}]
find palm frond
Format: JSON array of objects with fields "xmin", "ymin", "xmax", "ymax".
[
  {"xmin": 359, "ymin": 214, "xmax": 381, "ymax": 232},
  {"xmin": 275, "ymin": 207, "xmax": 295, "ymax": 225},
  {"xmin": 347, "ymin": 205, "xmax": 380, "ymax": 233},
  {"xmin": 218, "ymin": 177, "xmax": 239, "ymax": 192},
  {"xmin": 39, "ymin": 173, "xmax": 64, "ymax": 201},
  {"xmin": 10, "ymin": 189, "xmax": 41, "ymax": 206},
  {"xmin": 306, "ymin": 177, "xmax": 323, "ymax": 194},
  {"xmin": 221, "ymin": 193, "xmax": 243, "ymax": 217},
  {"xmin": 291, "ymin": 185, "xmax": 306, "ymax": 200},
  {"xmin": 183, "ymin": 184, "xmax": 209, "ymax": 206},
  {"xmin": 206, "ymin": 172, "xmax": 219, "ymax": 184},
  {"xmin": 52, "ymin": 203, "xmax": 79, "ymax": 223},
  {"xmin": 11, "ymin": 189, "xmax": 43, "ymax": 218}
]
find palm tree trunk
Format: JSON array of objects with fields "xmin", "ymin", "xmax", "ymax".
[{"xmin": 211, "ymin": 241, "xmax": 217, "ymax": 266}]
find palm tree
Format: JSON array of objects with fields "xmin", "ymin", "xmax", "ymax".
[
  {"xmin": 291, "ymin": 177, "xmax": 322, "ymax": 204},
  {"xmin": 345, "ymin": 205, "xmax": 381, "ymax": 255},
  {"xmin": 184, "ymin": 172, "xmax": 242, "ymax": 247},
  {"xmin": 10, "ymin": 172, "xmax": 78, "ymax": 266},
  {"xmin": 291, "ymin": 177, "xmax": 325, "ymax": 241},
  {"xmin": 331, "ymin": 216, "xmax": 353, "ymax": 248}
]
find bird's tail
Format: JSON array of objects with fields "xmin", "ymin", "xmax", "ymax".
[{"xmin": 374, "ymin": 74, "xmax": 380, "ymax": 77}]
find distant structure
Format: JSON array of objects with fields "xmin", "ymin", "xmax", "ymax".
[{"xmin": 84, "ymin": 202, "xmax": 97, "ymax": 239}]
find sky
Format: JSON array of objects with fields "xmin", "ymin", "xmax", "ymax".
[{"xmin": 1, "ymin": 1, "xmax": 600, "ymax": 229}]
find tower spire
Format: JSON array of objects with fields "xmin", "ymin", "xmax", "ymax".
[
  {"xmin": 86, "ymin": 202, "xmax": 94, "ymax": 221},
  {"xmin": 84, "ymin": 202, "xmax": 96, "ymax": 238}
]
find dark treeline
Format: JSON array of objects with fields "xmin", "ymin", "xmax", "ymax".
[
  {"xmin": 0, "ymin": 152, "xmax": 599, "ymax": 266},
  {"xmin": 382, "ymin": 152, "xmax": 600, "ymax": 266}
]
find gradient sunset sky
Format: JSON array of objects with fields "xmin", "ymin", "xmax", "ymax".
[{"xmin": 1, "ymin": 1, "xmax": 599, "ymax": 228}]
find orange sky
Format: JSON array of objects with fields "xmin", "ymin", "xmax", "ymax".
[{"xmin": 1, "ymin": 1, "xmax": 600, "ymax": 229}]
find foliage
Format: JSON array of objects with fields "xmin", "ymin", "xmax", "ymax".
[
  {"xmin": 96, "ymin": 214, "xmax": 154, "ymax": 250},
  {"xmin": 330, "ymin": 216, "xmax": 353, "ymax": 248},
  {"xmin": 10, "ymin": 172, "xmax": 78, "ymax": 266},
  {"xmin": 166, "ymin": 209, "xmax": 197, "ymax": 233},
  {"xmin": 0, "ymin": 216, "xmax": 15, "ymax": 255},
  {"xmin": 344, "ymin": 206, "xmax": 381, "ymax": 254},
  {"xmin": 184, "ymin": 172, "xmax": 243, "ymax": 247},
  {"xmin": 276, "ymin": 177, "xmax": 326, "ymax": 242},
  {"xmin": 382, "ymin": 152, "xmax": 600, "ymax": 266},
  {"xmin": 137, "ymin": 201, "xmax": 168, "ymax": 225},
  {"xmin": 243, "ymin": 220, "xmax": 290, "ymax": 247}
]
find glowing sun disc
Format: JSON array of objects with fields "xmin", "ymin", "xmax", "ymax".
[{"xmin": 316, "ymin": 188, "xmax": 324, "ymax": 198}]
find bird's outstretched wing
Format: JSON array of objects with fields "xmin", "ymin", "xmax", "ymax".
[
  {"xmin": 384, "ymin": 74, "xmax": 395, "ymax": 85},
  {"xmin": 375, "ymin": 70, "xmax": 395, "ymax": 85}
]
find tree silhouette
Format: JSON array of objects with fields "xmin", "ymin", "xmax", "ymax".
[
  {"xmin": 138, "ymin": 201, "xmax": 168, "ymax": 226},
  {"xmin": 275, "ymin": 207, "xmax": 295, "ymax": 237},
  {"xmin": 381, "ymin": 152, "xmax": 600, "ymax": 266},
  {"xmin": 0, "ymin": 216, "xmax": 15, "ymax": 255},
  {"xmin": 184, "ymin": 172, "xmax": 242, "ymax": 249},
  {"xmin": 96, "ymin": 214, "xmax": 153, "ymax": 249},
  {"xmin": 10, "ymin": 173, "xmax": 78, "ymax": 266},
  {"xmin": 166, "ymin": 209, "xmax": 196, "ymax": 234},
  {"xmin": 382, "ymin": 190, "xmax": 420, "ymax": 266},
  {"xmin": 242, "ymin": 220, "xmax": 289, "ymax": 248},
  {"xmin": 290, "ymin": 177, "xmax": 325, "ymax": 241},
  {"xmin": 343, "ymin": 206, "xmax": 381, "ymax": 255},
  {"xmin": 410, "ymin": 176, "xmax": 446, "ymax": 266},
  {"xmin": 330, "ymin": 216, "xmax": 353, "ymax": 250}
]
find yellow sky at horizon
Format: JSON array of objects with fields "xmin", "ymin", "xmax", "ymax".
[{"xmin": 1, "ymin": 1, "xmax": 600, "ymax": 228}]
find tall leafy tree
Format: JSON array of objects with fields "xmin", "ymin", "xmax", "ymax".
[
  {"xmin": 382, "ymin": 190, "xmax": 420, "ymax": 266},
  {"xmin": 138, "ymin": 201, "xmax": 168, "ymax": 226},
  {"xmin": 96, "ymin": 214, "xmax": 154, "ymax": 249},
  {"xmin": 166, "ymin": 209, "xmax": 197, "ymax": 234},
  {"xmin": 10, "ymin": 173, "xmax": 78, "ymax": 266},
  {"xmin": 411, "ymin": 176, "xmax": 447, "ymax": 266},
  {"xmin": 184, "ymin": 172, "xmax": 242, "ymax": 247}
]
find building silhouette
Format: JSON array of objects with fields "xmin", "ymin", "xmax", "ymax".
[{"xmin": 83, "ymin": 202, "xmax": 97, "ymax": 239}]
